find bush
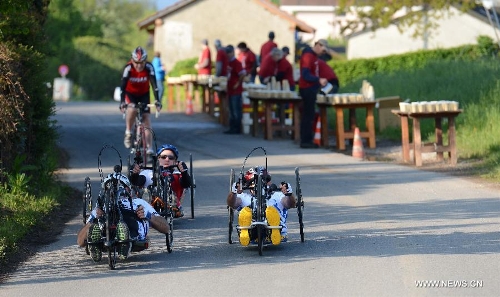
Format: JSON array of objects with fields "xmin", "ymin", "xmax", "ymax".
[{"xmin": 168, "ymin": 57, "xmax": 198, "ymax": 77}]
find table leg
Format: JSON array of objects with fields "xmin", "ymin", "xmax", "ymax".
[
  {"xmin": 175, "ymin": 84, "xmax": 181, "ymax": 112},
  {"xmin": 435, "ymin": 117, "xmax": 443, "ymax": 161},
  {"xmin": 168, "ymin": 84, "xmax": 174, "ymax": 112},
  {"xmin": 293, "ymin": 104, "xmax": 300, "ymax": 142},
  {"xmin": 265, "ymin": 101, "xmax": 273, "ymax": 140},
  {"xmin": 448, "ymin": 116, "xmax": 457, "ymax": 166},
  {"xmin": 336, "ymin": 107, "xmax": 346, "ymax": 150},
  {"xmin": 194, "ymin": 85, "xmax": 201, "ymax": 113},
  {"xmin": 319, "ymin": 106, "xmax": 329, "ymax": 147},
  {"xmin": 366, "ymin": 106, "xmax": 376, "ymax": 148},
  {"xmin": 413, "ymin": 118, "xmax": 422, "ymax": 166},
  {"xmin": 400, "ymin": 115, "xmax": 410, "ymax": 163},
  {"xmin": 252, "ymin": 100, "xmax": 259, "ymax": 137}
]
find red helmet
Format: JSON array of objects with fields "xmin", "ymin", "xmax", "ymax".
[
  {"xmin": 243, "ymin": 166, "xmax": 271, "ymax": 188},
  {"xmin": 131, "ymin": 46, "xmax": 147, "ymax": 62}
]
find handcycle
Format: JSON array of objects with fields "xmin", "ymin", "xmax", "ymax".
[
  {"xmin": 148, "ymin": 152, "xmax": 197, "ymax": 253},
  {"xmin": 82, "ymin": 145, "xmax": 158, "ymax": 270},
  {"xmin": 124, "ymin": 101, "xmax": 160, "ymax": 167},
  {"xmin": 227, "ymin": 146, "xmax": 305, "ymax": 256}
]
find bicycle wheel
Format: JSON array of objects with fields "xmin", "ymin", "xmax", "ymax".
[
  {"xmin": 228, "ymin": 169, "xmax": 235, "ymax": 244},
  {"xmin": 189, "ymin": 154, "xmax": 195, "ymax": 219},
  {"xmin": 166, "ymin": 214, "xmax": 173, "ymax": 253},
  {"xmin": 82, "ymin": 177, "xmax": 92, "ymax": 224},
  {"xmin": 104, "ymin": 189, "xmax": 117, "ymax": 270},
  {"xmin": 295, "ymin": 167, "xmax": 304, "ymax": 243},
  {"xmin": 256, "ymin": 175, "xmax": 264, "ymax": 256},
  {"xmin": 162, "ymin": 176, "xmax": 174, "ymax": 253}
]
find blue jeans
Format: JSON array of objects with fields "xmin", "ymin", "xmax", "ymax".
[
  {"xmin": 228, "ymin": 94, "xmax": 243, "ymax": 133},
  {"xmin": 157, "ymin": 80, "xmax": 165, "ymax": 101}
]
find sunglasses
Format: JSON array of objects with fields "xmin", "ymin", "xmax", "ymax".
[{"xmin": 159, "ymin": 155, "xmax": 176, "ymax": 160}]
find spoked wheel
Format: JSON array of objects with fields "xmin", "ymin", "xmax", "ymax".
[
  {"xmin": 108, "ymin": 245, "xmax": 117, "ymax": 270},
  {"xmin": 189, "ymin": 153, "xmax": 195, "ymax": 219},
  {"xmin": 256, "ymin": 175, "xmax": 265, "ymax": 256},
  {"xmin": 83, "ymin": 177, "xmax": 92, "ymax": 255},
  {"xmin": 228, "ymin": 169, "xmax": 235, "ymax": 244},
  {"xmin": 166, "ymin": 214, "xmax": 173, "ymax": 253},
  {"xmin": 295, "ymin": 167, "xmax": 304, "ymax": 243},
  {"xmin": 82, "ymin": 177, "xmax": 92, "ymax": 224}
]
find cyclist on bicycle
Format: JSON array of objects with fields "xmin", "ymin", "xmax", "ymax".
[
  {"xmin": 130, "ymin": 144, "xmax": 192, "ymax": 218},
  {"xmin": 77, "ymin": 174, "xmax": 169, "ymax": 262},
  {"xmin": 119, "ymin": 46, "xmax": 162, "ymax": 155},
  {"xmin": 227, "ymin": 166, "xmax": 296, "ymax": 246}
]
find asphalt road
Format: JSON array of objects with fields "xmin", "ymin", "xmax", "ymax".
[{"xmin": 1, "ymin": 101, "xmax": 500, "ymax": 297}]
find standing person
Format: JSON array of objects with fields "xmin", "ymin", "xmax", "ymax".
[
  {"xmin": 260, "ymin": 31, "xmax": 278, "ymax": 64},
  {"xmin": 276, "ymin": 46, "xmax": 295, "ymax": 91},
  {"xmin": 151, "ymin": 51, "xmax": 166, "ymax": 101},
  {"xmin": 298, "ymin": 39, "xmax": 328, "ymax": 149},
  {"xmin": 236, "ymin": 42, "xmax": 257, "ymax": 83},
  {"xmin": 214, "ymin": 39, "xmax": 228, "ymax": 77},
  {"xmin": 257, "ymin": 47, "xmax": 279, "ymax": 84},
  {"xmin": 318, "ymin": 59, "xmax": 339, "ymax": 94},
  {"xmin": 194, "ymin": 39, "xmax": 212, "ymax": 75},
  {"xmin": 224, "ymin": 45, "xmax": 246, "ymax": 134},
  {"xmin": 119, "ymin": 46, "xmax": 162, "ymax": 155}
]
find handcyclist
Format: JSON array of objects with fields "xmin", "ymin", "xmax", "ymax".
[
  {"xmin": 119, "ymin": 46, "xmax": 162, "ymax": 155},
  {"xmin": 77, "ymin": 174, "xmax": 169, "ymax": 262},
  {"xmin": 130, "ymin": 144, "xmax": 192, "ymax": 218},
  {"xmin": 227, "ymin": 166, "xmax": 296, "ymax": 246}
]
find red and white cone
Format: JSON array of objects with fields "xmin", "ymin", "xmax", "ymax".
[
  {"xmin": 352, "ymin": 127, "xmax": 364, "ymax": 158},
  {"xmin": 313, "ymin": 116, "xmax": 321, "ymax": 146}
]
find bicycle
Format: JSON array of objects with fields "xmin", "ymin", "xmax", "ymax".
[
  {"xmin": 228, "ymin": 147, "xmax": 305, "ymax": 255},
  {"xmin": 124, "ymin": 102, "xmax": 160, "ymax": 167}
]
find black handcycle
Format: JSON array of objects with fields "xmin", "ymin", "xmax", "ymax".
[
  {"xmin": 82, "ymin": 145, "xmax": 151, "ymax": 270},
  {"xmin": 227, "ymin": 146, "xmax": 305, "ymax": 256}
]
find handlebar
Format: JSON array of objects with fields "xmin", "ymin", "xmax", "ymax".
[{"xmin": 121, "ymin": 103, "xmax": 161, "ymax": 119}]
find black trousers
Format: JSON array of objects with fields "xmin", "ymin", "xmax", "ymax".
[{"xmin": 299, "ymin": 87, "xmax": 319, "ymax": 145}]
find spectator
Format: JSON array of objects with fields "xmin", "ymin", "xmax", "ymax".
[
  {"xmin": 260, "ymin": 31, "xmax": 278, "ymax": 64},
  {"xmin": 214, "ymin": 39, "xmax": 228, "ymax": 77},
  {"xmin": 151, "ymin": 51, "xmax": 166, "ymax": 101},
  {"xmin": 257, "ymin": 48, "xmax": 280, "ymax": 84},
  {"xmin": 276, "ymin": 46, "xmax": 295, "ymax": 91},
  {"xmin": 298, "ymin": 39, "xmax": 328, "ymax": 149},
  {"xmin": 195, "ymin": 39, "xmax": 212, "ymax": 75},
  {"xmin": 224, "ymin": 45, "xmax": 246, "ymax": 134},
  {"xmin": 236, "ymin": 42, "xmax": 257, "ymax": 83}
]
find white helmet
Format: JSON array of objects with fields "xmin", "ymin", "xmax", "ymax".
[{"xmin": 102, "ymin": 173, "xmax": 131, "ymax": 189}]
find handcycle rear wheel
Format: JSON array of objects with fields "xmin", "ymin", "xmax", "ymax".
[
  {"xmin": 256, "ymin": 175, "xmax": 265, "ymax": 256},
  {"xmin": 82, "ymin": 177, "xmax": 92, "ymax": 255},
  {"xmin": 228, "ymin": 169, "xmax": 235, "ymax": 244},
  {"xmin": 189, "ymin": 153, "xmax": 195, "ymax": 219},
  {"xmin": 295, "ymin": 167, "xmax": 304, "ymax": 243}
]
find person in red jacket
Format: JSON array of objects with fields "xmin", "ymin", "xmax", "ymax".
[
  {"xmin": 214, "ymin": 39, "xmax": 228, "ymax": 77},
  {"xmin": 260, "ymin": 31, "xmax": 278, "ymax": 64},
  {"xmin": 318, "ymin": 59, "xmax": 339, "ymax": 94},
  {"xmin": 119, "ymin": 46, "xmax": 161, "ymax": 154},
  {"xmin": 236, "ymin": 42, "xmax": 257, "ymax": 83},
  {"xmin": 195, "ymin": 39, "xmax": 212, "ymax": 75},
  {"xmin": 257, "ymin": 48, "xmax": 279, "ymax": 84},
  {"xmin": 225, "ymin": 45, "xmax": 246, "ymax": 134},
  {"xmin": 276, "ymin": 47, "xmax": 295, "ymax": 91},
  {"xmin": 298, "ymin": 39, "xmax": 328, "ymax": 149}
]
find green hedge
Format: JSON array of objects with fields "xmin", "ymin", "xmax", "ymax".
[
  {"xmin": 330, "ymin": 36, "xmax": 499, "ymax": 86},
  {"xmin": 168, "ymin": 57, "xmax": 198, "ymax": 77}
]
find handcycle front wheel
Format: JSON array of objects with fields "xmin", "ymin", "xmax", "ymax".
[{"xmin": 189, "ymin": 153, "xmax": 195, "ymax": 219}]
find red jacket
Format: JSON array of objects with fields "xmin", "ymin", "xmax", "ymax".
[
  {"xmin": 215, "ymin": 48, "xmax": 228, "ymax": 76},
  {"xmin": 260, "ymin": 40, "xmax": 278, "ymax": 62},
  {"xmin": 258, "ymin": 53, "xmax": 276, "ymax": 78},
  {"xmin": 237, "ymin": 49, "xmax": 257, "ymax": 76},
  {"xmin": 318, "ymin": 59, "xmax": 338, "ymax": 81},
  {"xmin": 227, "ymin": 58, "xmax": 245, "ymax": 96},
  {"xmin": 276, "ymin": 58, "xmax": 295, "ymax": 90},
  {"xmin": 198, "ymin": 47, "xmax": 212, "ymax": 75},
  {"xmin": 298, "ymin": 47, "xmax": 320, "ymax": 89}
]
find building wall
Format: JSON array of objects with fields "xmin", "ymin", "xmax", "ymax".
[
  {"xmin": 155, "ymin": 0, "xmax": 298, "ymax": 71},
  {"xmin": 347, "ymin": 6, "xmax": 500, "ymax": 60}
]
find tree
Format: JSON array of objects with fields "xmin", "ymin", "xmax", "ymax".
[{"xmin": 337, "ymin": 0, "xmax": 477, "ymax": 38}]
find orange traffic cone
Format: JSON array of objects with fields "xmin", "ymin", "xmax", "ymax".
[
  {"xmin": 313, "ymin": 116, "xmax": 321, "ymax": 146},
  {"xmin": 352, "ymin": 127, "xmax": 364, "ymax": 158},
  {"xmin": 186, "ymin": 97, "xmax": 193, "ymax": 115}
]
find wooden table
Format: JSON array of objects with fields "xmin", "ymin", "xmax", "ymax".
[
  {"xmin": 247, "ymin": 96, "xmax": 301, "ymax": 141},
  {"xmin": 166, "ymin": 79, "xmax": 184, "ymax": 112},
  {"xmin": 392, "ymin": 110, "xmax": 463, "ymax": 167},
  {"xmin": 316, "ymin": 101, "xmax": 377, "ymax": 150},
  {"xmin": 196, "ymin": 81, "xmax": 217, "ymax": 116},
  {"xmin": 213, "ymin": 86, "xmax": 228, "ymax": 126}
]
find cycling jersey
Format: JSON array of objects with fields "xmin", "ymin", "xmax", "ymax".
[{"xmin": 120, "ymin": 62, "xmax": 159, "ymax": 102}]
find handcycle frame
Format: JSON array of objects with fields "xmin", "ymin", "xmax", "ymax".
[
  {"xmin": 227, "ymin": 146, "xmax": 304, "ymax": 256},
  {"xmin": 82, "ymin": 144, "xmax": 149, "ymax": 270}
]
